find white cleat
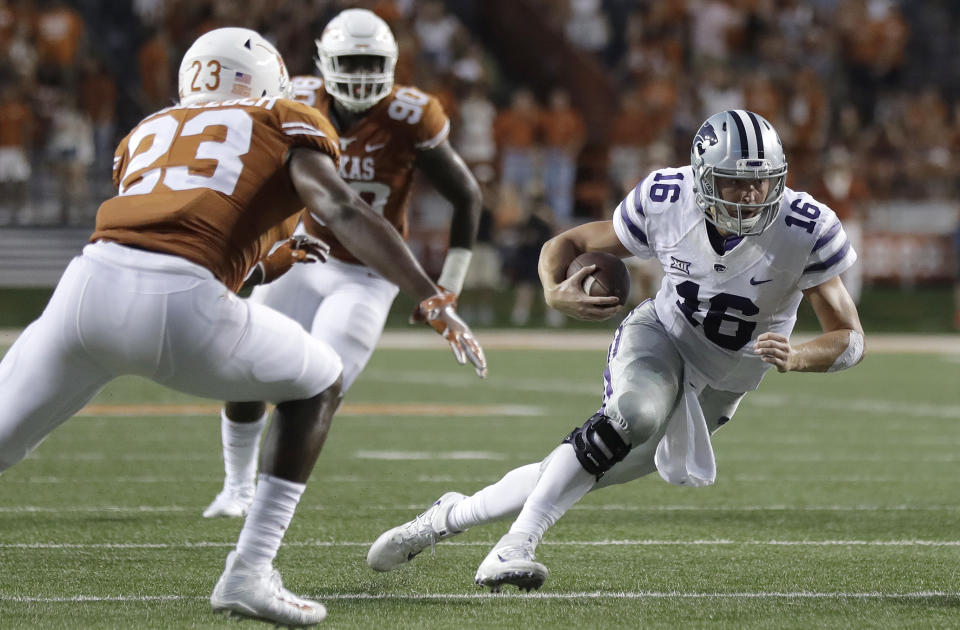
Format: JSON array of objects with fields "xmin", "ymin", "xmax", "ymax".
[
  {"xmin": 475, "ymin": 532, "xmax": 548, "ymax": 592},
  {"xmin": 210, "ymin": 551, "xmax": 327, "ymax": 627},
  {"xmin": 203, "ymin": 486, "xmax": 255, "ymax": 518},
  {"xmin": 367, "ymin": 492, "xmax": 466, "ymax": 571}
]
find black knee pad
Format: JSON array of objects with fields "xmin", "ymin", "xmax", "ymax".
[{"xmin": 562, "ymin": 412, "xmax": 631, "ymax": 479}]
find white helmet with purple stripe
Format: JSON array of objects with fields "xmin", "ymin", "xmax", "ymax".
[{"xmin": 690, "ymin": 109, "xmax": 787, "ymax": 236}]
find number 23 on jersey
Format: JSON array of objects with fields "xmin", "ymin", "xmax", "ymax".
[{"xmin": 118, "ymin": 110, "xmax": 253, "ymax": 197}]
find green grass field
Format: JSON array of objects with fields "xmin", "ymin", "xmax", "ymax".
[{"xmin": 1, "ymin": 338, "xmax": 959, "ymax": 629}]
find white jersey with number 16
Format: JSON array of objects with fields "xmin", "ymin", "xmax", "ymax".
[{"xmin": 612, "ymin": 165, "xmax": 856, "ymax": 392}]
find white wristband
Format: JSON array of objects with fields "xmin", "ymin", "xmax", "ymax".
[
  {"xmin": 437, "ymin": 247, "xmax": 472, "ymax": 295},
  {"xmin": 827, "ymin": 329, "xmax": 864, "ymax": 372}
]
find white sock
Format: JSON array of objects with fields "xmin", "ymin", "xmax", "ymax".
[
  {"xmin": 508, "ymin": 444, "xmax": 594, "ymax": 543},
  {"xmin": 447, "ymin": 463, "xmax": 540, "ymax": 532},
  {"xmin": 220, "ymin": 409, "xmax": 266, "ymax": 491},
  {"xmin": 235, "ymin": 473, "xmax": 305, "ymax": 569}
]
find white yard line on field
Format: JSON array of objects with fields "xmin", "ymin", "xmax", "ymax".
[
  {"xmin": 1, "ymin": 591, "xmax": 958, "ymax": 603},
  {"xmin": 3, "ymin": 474, "xmax": 369, "ymax": 484},
  {"xmin": 305, "ymin": 590, "xmax": 960, "ymax": 600},
  {"xmin": 747, "ymin": 393, "xmax": 960, "ymax": 420},
  {"xmin": 26, "ymin": 450, "xmax": 530, "ymax": 463},
  {"xmin": 354, "ymin": 450, "xmax": 507, "ymax": 460},
  {"xmin": 728, "ymin": 474, "xmax": 956, "ymax": 483},
  {"xmin": 3, "ymin": 329, "xmax": 960, "ymax": 353},
  {"xmin": 1, "ymin": 595, "xmax": 196, "ymax": 602},
  {"xmin": 724, "ymin": 452, "xmax": 960, "ymax": 462},
  {"xmin": 18, "ymin": 445, "xmax": 960, "ymax": 468},
  {"xmin": 583, "ymin": 503, "xmax": 960, "ymax": 512},
  {"xmin": 357, "ymin": 369, "xmax": 960, "ymax": 419},
  {"xmin": 374, "ymin": 331, "xmax": 960, "ymax": 354},
  {"xmin": 4, "ymin": 539, "xmax": 960, "ymax": 550},
  {"xmin": 4, "ymin": 472, "xmax": 957, "ymax": 485},
  {"xmin": 72, "ymin": 402, "xmax": 547, "ymax": 418},
  {"xmin": 3, "ymin": 504, "xmax": 960, "ymax": 514}
]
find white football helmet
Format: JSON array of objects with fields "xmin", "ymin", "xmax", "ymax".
[
  {"xmin": 690, "ymin": 110, "xmax": 787, "ymax": 236},
  {"xmin": 315, "ymin": 9, "xmax": 398, "ymax": 112},
  {"xmin": 178, "ymin": 27, "xmax": 291, "ymax": 106}
]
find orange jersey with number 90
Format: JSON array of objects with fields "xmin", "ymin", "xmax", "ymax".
[
  {"xmin": 291, "ymin": 77, "xmax": 450, "ymax": 264},
  {"xmin": 92, "ymin": 96, "xmax": 339, "ymax": 292}
]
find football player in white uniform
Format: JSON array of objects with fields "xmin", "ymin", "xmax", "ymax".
[
  {"xmin": 366, "ymin": 110, "xmax": 865, "ymax": 592},
  {"xmin": 203, "ymin": 8, "xmax": 483, "ymax": 519}
]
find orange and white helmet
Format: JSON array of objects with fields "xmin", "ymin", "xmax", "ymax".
[
  {"xmin": 316, "ymin": 9, "xmax": 398, "ymax": 112},
  {"xmin": 178, "ymin": 27, "xmax": 291, "ymax": 106}
]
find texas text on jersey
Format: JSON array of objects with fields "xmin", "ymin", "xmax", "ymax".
[
  {"xmin": 290, "ymin": 75, "xmax": 450, "ymax": 263},
  {"xmin": 92, "ymin": 96, "xmax": 340, "ymax": 292},
  {"xmin": 613, "ymin": 165, "xmax": 856, "ymax": 392}
]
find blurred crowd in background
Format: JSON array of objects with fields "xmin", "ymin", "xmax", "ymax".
[{"xmin": 0, "ymin": 0, "xmax": 958, "ymax": 325}]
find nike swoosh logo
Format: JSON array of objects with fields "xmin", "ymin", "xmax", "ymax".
[
  {"xmin": 365, "ymin": 142, "xmax": 386, "ymax": 152},
  {"xmin": 749, "ymin": 277, "xmax": 773, "ymax": 285}
]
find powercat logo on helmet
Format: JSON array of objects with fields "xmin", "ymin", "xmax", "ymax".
[{"xmin": 694, "ymin": 121, "xmax": 719, "ymax": 156}]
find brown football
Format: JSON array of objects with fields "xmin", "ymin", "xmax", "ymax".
[{"xmin": 566, "ymin": 251, "xmax": 631, "ymax": 304}]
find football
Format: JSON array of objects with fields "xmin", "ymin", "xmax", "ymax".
[{"xmin": 566, "ymin": 251, "xmax": 631, "ymax": 304}]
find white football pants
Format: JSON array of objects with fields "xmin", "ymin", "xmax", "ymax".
[
  {"xmin": 0, "ymin": 241, "xmax": 342, "ymax": 471},
  {"xmin": 446, "ymin": 301, "xmax": 747, "ymax": 530},
  {"xmin": 249, "ymin": 255, "xmax": 399, "ymax": 391},
  {"xmin": 595, "ymin": 300, "xmax": 744, "ymax": 487}
]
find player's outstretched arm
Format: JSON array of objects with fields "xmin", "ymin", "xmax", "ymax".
[
  {"xmin": 538, "ymin": 221, "xmax": 628, "ymax": 320},
  {"xmin": 416, "ymin": 140, "xmax": 481, "ymax": 287},
  {"xmin": 288, "ymin": 147, "xmax": 486, "ymax": 377},
  {"xmin": 416, "ymin": 140, "xmax": 482, "ymax": 253},
  {"xmin": 408, "ymin": 140, "xmax": 482, "ymax": 323},
  {"xmin": 754, "ymin": 275, "xmax": 865, "ymax": 373}
]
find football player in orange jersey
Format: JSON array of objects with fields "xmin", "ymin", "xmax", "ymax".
[
  {"xmin": 203, "ymin": 9, "xmax": 484, "ymax": 520},
  {"xmin": 0, "ymin": 27, "xmax": 484, "ymax": 627}
]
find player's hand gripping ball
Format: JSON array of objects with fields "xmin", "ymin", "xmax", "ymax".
[{"xmin": 566, "ymin": 252, "xmax": 631, "ymax": 305}]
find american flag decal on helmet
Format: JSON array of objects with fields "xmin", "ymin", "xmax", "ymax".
[{"xmin": 234, "ymin": 71, "xmax": 252, "ymax": 85}]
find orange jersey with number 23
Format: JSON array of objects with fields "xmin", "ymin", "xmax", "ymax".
[{"xmin": 92, "ymin": 96, "xmax": 340, "ymax": 292}]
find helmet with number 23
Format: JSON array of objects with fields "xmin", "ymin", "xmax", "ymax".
[
  {"xmin": 690, "ymin": 109, "xmax": 788, "ymax": 237},
  {"xmin": 178, "ymin": 27, "xmax": 292, "ymax": 106},
  {"xmin": 316, "ymin": 9, "xmax": 399, "ymax": 112}
]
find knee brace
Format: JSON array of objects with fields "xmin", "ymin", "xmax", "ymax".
[{"xmin": 562, "ymin": 412, "xmax": 631, "ymax": 479}]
